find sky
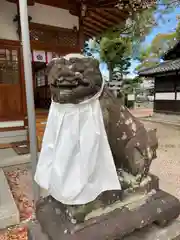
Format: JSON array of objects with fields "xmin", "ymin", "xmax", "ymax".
[{"xmin": 100, "ymin": 6, "xmax": 180, "ymax": 79}]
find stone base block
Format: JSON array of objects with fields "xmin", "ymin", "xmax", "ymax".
[
  {"xmin": 28, "ymin": 220, "xmax": 180, "ymax": 240},
  {"xmin": 35, "ymin": 189, "xmax": 180, "ymax": 240},
  {"xmin": 124, "ymin": 220, "xmax": 180, "ymax": 240}
]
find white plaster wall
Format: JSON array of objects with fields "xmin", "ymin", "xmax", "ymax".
[
  {"xmin": 0, "ymin": 1, "xmax": 79, "ymax": 42},
  {"xmin": 0, "ymin": 0, "xmax": 19, "ymax": 40},
  {"xmin": 176, "ymin": 92, "xmax": 180, "ymax": 100},
  {"xmin": 155, "ymin": 92, "xmax": 175, "ymax": 100},
  {"xmin": 28, "ymin": 3, "xmax": 79, "ymax": 29},
  {"xmin": 0, "ymin": 121, "xmax": 24, "ymax": 128}
]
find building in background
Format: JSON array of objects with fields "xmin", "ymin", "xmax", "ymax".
[
  {"xmin": 138, "ymin": 41, "xmax": 180, "ymax": 114},
  {"xmin": 0, "ymin": 0, "xmax": 130, "ymax": 142}
]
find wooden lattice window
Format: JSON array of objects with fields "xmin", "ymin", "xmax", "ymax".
[
  {"xmin": 0, "ymin": 48, "xmax": 19, "ymax": 84},
  {"xmin": 29, "ymin": 23, "xmax": 78, "ymax": 48},
  {"xmin": 36, "ymin": 69, "xmax": 46, "ymax": 87}
]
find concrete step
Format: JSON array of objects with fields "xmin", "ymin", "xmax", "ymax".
[
  {"xmin": 0, "ymin": 153, "xmax": 31, "ymax": 168},
  {"xmin": 0, "ymin": 130, "xmax": 27, "ymax": 144},
  {"xmin": 0, "ymin": 168, "xmax": 20, "ymax": 229},
  {"xmin": 0, "ymin": 151, "xmax": 41, "ymax": 168}
]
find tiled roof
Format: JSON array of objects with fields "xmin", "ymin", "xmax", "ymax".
[
  {"xmin": 163, "ymin": 41, "xmax": 180, "ymax": 60},
  {"xmin": 138, "ymin": 59, "xmax": 180, "ymax": 76}
]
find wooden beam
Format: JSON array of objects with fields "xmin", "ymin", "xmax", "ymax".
[
  {"xmin": 107, "ymin": 8, "xmax": 128, "ymax": 18},
  {"xmin": 96, "ymin": 0, "xmax": 118, "ymax": 8},
  {"xmin": 6, "ymin": 0, "xmax": 35, "ymax": 5},
  {"xmin": 79, "ymin": 0, "xmax": 118, "ymax": 8},
  {"xmin": 95, "ymin": 8, "xmax": 125, "ymax": 23},
  {"xmin": 78, "ymin": 8, "xmax": 85, "ymax": 52},
  {"xmin": 83, "ymin": 31, "xmax": 93, "ymax": 39},
  {"xmin": 29, "ymin": 22, "xmax": 77, "ymax": 33},
  {"xmin": 88, "ymin": 10, "xmax": 114, "ymax": 26},
  {"xmin": 83, "ymin": 26, "xmax": 100, "ymax": 37},
  {"xmin": 0, "ymin": 39, "xmax": 21, "ymax": 47},
  {"xmin": 84, "ymin": 32, "xmax": 93, "ymax": 39},
  {"xmin": 83, "ymin": 21, "xmax": 102, "ymax": 33},
  {"xmin": 83, "ymin": 17, "xmax": 107, "ymax": 30},
  {"xmin": 35, "ymin": 0, "xmax": 79, "ymax": 13}
]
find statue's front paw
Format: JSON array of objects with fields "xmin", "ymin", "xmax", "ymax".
[{"xmin": 135, "ymin": 174, "xmax": 142, "ymax": 183}]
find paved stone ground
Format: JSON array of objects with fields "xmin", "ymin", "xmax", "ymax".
[
  {"xmin": 142, "ymin": 121, "xmax": 180, "ymax": 200},
  {"xmin": 131, "ymin": 108, "xmax": 153, "ymax": 118},
  {"xmin": 131, "ymin": 107, "xmax": 180, "ymax": 201}
]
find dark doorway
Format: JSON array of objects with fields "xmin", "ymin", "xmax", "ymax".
[{"xmin": 32, "ymin": 62, "xmax": 51, "ymax": 110}]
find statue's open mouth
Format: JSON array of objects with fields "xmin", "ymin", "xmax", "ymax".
[{"xmin": 51, "ymin": 77, "xmax": 90, "ymax": 89}]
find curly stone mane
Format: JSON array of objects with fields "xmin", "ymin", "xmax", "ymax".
[{"xmin": 47, "ymin": 54, "xmax": 103, "ymax": 104}]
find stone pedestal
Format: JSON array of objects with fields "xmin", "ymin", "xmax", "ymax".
[
  {"xmin": 28, "ymin": 220, "xmax": 180, "ymax": 240},
  {"xmin": 124, "ymin": 220, "xmax": 180, "ymax": 240},
  {"xmin": 30, "ymin": 175, "xmax": 180, "ymax": 240}
]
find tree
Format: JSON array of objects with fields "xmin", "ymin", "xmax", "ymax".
[
  {"xmin": 175, "ymin": 17, "xmax": 180, "ymax": 40},
  {"xmin": 100, "ymin": 37, "xmax": 131, "ymax": 81},
  {"xmin": 151, "ymin": 33, "xmax": 177, "ymax": 57},
  {"xmin": 83, "ymin": 39, "xmax": 100, "ymax": 57},
  {"xmin": 122, "ymin": 77, "xmax": 143, "ymax": 94},
  {"xmin": 117, "ymin": 0, "xmax": 180, "ymax": 13},
  {"xmin": 112, "ymin": 57, "xmax": 131, "ymax": 81},
  {"xmin": 135, "ymin": 32, "xmax": 177, "ymax": 71}
]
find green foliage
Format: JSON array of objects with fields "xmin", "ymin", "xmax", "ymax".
[
  {"xmin": 136, "ymin": 31, "xmax": 177, "ymax": 71},
  {"xmin": 100, "ymin": 37, "xmax": 131, "ymax": 68},
  {"xmin": 112, "ymin": 58, "xmax": 131, "ymax": 80},
  {"xmin": 99, "ymin": 37, "xmax": 132, "ymax": 81},
  {"xmin": 83, "ymin": 39, "xmax": 100, "ymax": 57},
  {"xmin": 151, "ymin": 33, "xmax": 177, "ymax": 56},
  {"xmin": 119, "ymin": 77, "xmax": 143, "ymax": 95},
  {"xmin": 176, "ymin": 19, "xmax": 180, "ymax": 40},
  {"xmin": 136, "ymin": 46, "xmax": 153, "ymax": 62},
  {"xmin": 135, "ymin": 60, "xmax": 159, "ymax": 71}
]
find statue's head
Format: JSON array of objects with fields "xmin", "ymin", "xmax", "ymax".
[{"xmin": 47, "ymin": 53, "xmax": 103, "ymax": 104}]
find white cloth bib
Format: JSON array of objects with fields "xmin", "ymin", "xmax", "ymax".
[{"xmin": 34, "ymin": 82, "xmax": 121, "ymax": 205}]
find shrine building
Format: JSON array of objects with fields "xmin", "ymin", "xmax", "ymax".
[
  {"xmin": 138, "ymin": 41, "xmax": 180, "ymax": 115},
  {"xmin": 0, "ymin": 0, "xmax": 132, "ymax": 143}
]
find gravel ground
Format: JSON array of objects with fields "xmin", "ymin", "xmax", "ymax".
[{"xmin": 142, "ymin": 121, "xmax": 180, "ymax": 200}]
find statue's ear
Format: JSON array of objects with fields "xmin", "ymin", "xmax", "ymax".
[
  {"xmin": 46, "ymin": 57, "xmax": 66, "ymax": 76},
  {"xmin": 46, "ymin": 59, "xmax": 56, "ymax": 76}
]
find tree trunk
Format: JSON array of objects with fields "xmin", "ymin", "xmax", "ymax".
[{"xmin": 108, "ymin": 63, "xmax": 113, "ymax": 82}]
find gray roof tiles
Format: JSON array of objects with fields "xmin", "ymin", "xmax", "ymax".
[{"xmin": 138, "ymin": 59, "xmax": 180, "ymax": 76}]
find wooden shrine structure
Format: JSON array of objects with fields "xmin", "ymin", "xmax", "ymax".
[
  {"xmin": 0, "ymin": 0, "xmax": 132, "ymax": 134},
  {"xmin": 139, "ymin": 41, "xmax": 180, "ymax": 114},
  {"xmin": 0, "ymin": 0, "xmax": 155, "ymax": 145}
]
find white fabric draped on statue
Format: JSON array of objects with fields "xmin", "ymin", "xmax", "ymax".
[{"xmin": 34, "ymin": 54, "xmax": 121, "ymax": 205}]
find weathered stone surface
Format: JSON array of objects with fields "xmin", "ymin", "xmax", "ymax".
[
  {"xmin": 36, "ymin": 190, "xmax": 180, "ymax": 240},
  {"xmin": 36, "ymin": 174, "xmax": 159, "ymax": 224},
  {"xmin": 124, "ymin": 220, "xmax": 180, "ymax": 240},
  {"xmin": 28, "ymin": 220, "xmax": 180, "ymax": 240},
  {"xmin": 28, "ymin": 222, "xmax": 49, "ymax": 240}
]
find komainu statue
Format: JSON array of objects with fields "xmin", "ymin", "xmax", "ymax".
[
  {"xmin": 48, "ymin": 55, "xmax": 158, "ymax": 180},
  {"xmin": 31, "ymin": 54, "xmax": 180, "ymax": 240}
]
